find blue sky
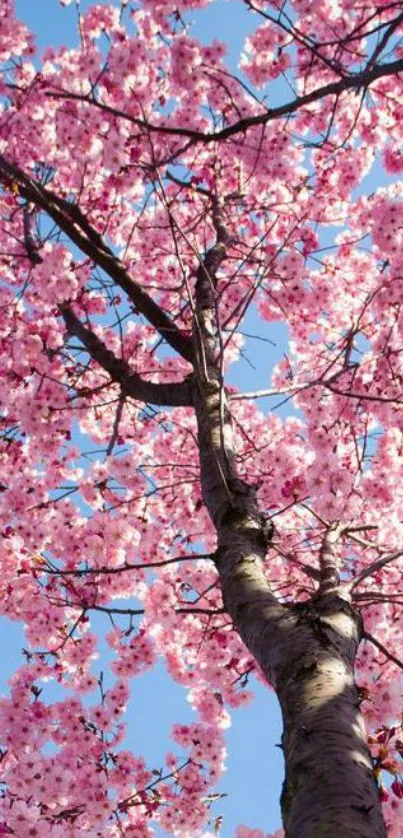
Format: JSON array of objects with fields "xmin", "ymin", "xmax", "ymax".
[{"xmin": 3, "ymin": 3, "xmax": 285, "ymax": 837}]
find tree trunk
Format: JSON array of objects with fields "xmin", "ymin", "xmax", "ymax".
[
  {"xmin": 212, "ymin": 514, "xmax": 386, "ymax": 837},
  {"xmin": 193, "ymin": 373, "xmax": 386, "ymax": 837},
  {"xmin": 276, "ymin": 595, "xmax": 385, "ymax": 838},
  {"xmin": 217, "ymin": 529, "xmax": 386, "ymax": 836},
  {"xmin": 191, "ymin": 207, "xmax": 387, "ymax": 837}
]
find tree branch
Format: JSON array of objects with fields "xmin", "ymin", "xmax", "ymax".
[
  {"xmin": 0, "ymin": 154, "xmax": 194, "ymax": 364},
  {"xmin": 318, "ymin": 523, "xmax": 343, "ymax": 593},
  {"xmin": 39, "ymin": 553, "xmax": 213, "ymax": 576},
  {"xmin": 363, "ymin": 631, "xmax": 403, "ymax": 671},
  {"xmin": 61, "ymin": 304, "xmax": 192, "ymax": 407},
  {"xmin": 45, "ymin": 56, "xmax": 403, "ymax": 143},
  {"xmin": 348, "ymin": 549, "xmax": 403, "ymax": 591}
]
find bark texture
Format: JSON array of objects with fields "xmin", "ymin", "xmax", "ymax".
[
  {"xmin": 191, "ymin": 207, "xmax": 387, "ymax": 838},
  {"xmin": 195, "ymin": 385, "xmax": 386, "ymax": 835},
  {"xmin": 198, "ymin": 408, "xmax": 386, "ymax": 836},
  {"xmin": 276, "ymin": 594, "xmax": 385, "ymax": 838}
]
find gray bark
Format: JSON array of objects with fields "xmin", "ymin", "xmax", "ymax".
[
  {"xmin": 191, "ymin": 206, "xmax": 387, "ymax": 837},
  {"xmin": 277, "ymin": 594, "xmax": 385, "ymax": 837},
  {"xmin": 195, "ymin": 379, "xmax": 386, "ymax": 835},
  {"xmin": 194, "ymin": 376, "xmax": 386, "ymax": 835}
]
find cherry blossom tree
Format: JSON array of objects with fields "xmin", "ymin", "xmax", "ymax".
[{"xmin": 1, "ymin": 0, "xmax": 403, "ymax": 834}]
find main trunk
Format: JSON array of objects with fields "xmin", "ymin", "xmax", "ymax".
[
  {"xmin": 276, "ymin": 595, "xmax": 385, "ymax": 838},
  {"xmin": 193, "ymin": 379, "xmax": 386, "ymax": 835},
  {"xmin": 191, "ymin": 212, "xmax": 386, "ymax": 837},
  {"xmin": 216, "ymin": 516, "xmax": 386, "ymax": 837}
]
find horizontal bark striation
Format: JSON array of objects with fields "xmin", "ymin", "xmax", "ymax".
[
  {"xmin": 211, "ymin": 511, "xmax": 385, "ymax": 836},
  {"xmin": 191, "ymin": 202, "xmax": 386, "ymax": 838},
  {"xmin": 192, "ymin": 352, "xmax": 386, "ymax": 838},
  {"xmin": 276, "ymin": 593, "xmax": 386, "ymax": 838}
]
